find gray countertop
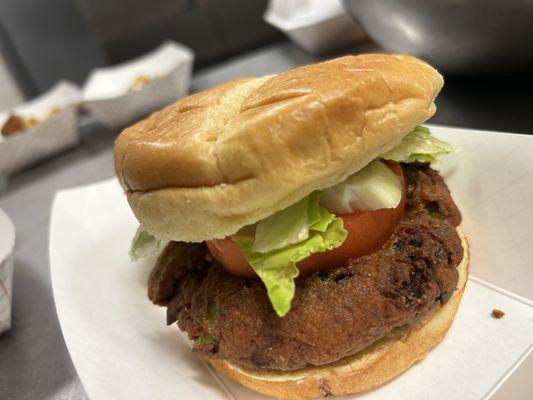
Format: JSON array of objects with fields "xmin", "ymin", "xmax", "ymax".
[{"xmin": 0, "ymin": 41, "xmax": 531, "ymax": 400}]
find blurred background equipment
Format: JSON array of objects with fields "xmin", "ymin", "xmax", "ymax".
[
  {"xmin": 0, "ymin": 0, "xmax": 279, "ymax": 98},
  {"xmin": 342, "ymin": 0, "xmax": 533, "ymax": 75},
  {"xmin": 80, "ymin": 0, "xmax": 280, "ymax": 67},
  {"xmin": 0, "ymin": 52, "xmax": 24, "ymax": 110},
  {"xmin": 0, "ymin": 0, "xmax": 106, "ymax": 97},
  {"xmin": 264, "ymin": 0, "xmax": 366, "ymax": 54}
]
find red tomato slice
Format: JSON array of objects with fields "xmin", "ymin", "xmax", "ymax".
[{"xmin": 206, "ymin": 163, "xmax": 405, "ymax": 278}]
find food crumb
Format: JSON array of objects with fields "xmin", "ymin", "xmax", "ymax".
[{"xmin": 491, "ymin": 309, "xmax": 505, "ymax": 319}]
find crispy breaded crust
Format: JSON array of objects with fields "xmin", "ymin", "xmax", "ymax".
[{"xmin": 206, "ymin": 227, "xmax": 468, "ymax": 399}]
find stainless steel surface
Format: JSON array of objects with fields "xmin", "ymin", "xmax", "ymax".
[
  {"xmin": 0, "ymin": 41, "xmax": 531, "ymax": 400},
  {"xmin": 342, "ymin": 0, "xmax": 533, "ymax": 74}
]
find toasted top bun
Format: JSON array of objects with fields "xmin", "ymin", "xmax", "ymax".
[
  {"xmin": 115, "ymin": 54, "xmax": 443, "ymax": 242},
  {"xmin": 206, "ymin": 226, "xmax": 469, "ymax": 400}
]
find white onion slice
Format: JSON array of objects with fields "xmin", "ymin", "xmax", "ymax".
[{"xmin": 320, "ymin": 160, "xmax": 402, "ymax": 214}]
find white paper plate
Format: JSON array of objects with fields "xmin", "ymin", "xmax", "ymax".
[
  {"xmin": 0, "ymin": 208, "xmax": 15, "ymax": 334},
  {"xmin": 0, "ymin": 81, "xmax": 81, "ymax": 175},
  {"xmin": 50, "ymin": 126, "xmax": 533, "ymax": 400},
  {"xmin": 82, "ymin": 41, "xmax": 194, "ymax": 128}
]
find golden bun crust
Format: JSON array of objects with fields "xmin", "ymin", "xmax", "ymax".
[
  {"xmin": 115, "ymin": 54, "xmax": 443, "ymax": 242},
  {"xmin": 206, "ymin": 227, "xmax": 468, "ymax": 400}
]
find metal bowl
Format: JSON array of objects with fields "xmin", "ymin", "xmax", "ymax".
[{"xmin": 342, "ymin": 0, "xmax": 533, "ymax": 75}]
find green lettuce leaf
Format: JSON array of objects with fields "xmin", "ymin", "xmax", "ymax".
[
  {"xmin": 233, "ymin": 192, "xmax": 347, "ymax": 317},
  {"xmin": 381, "ymin": 126, "xmax": 452, "ymax": 163},
  {"xmin": 252, "ymin": 196, "xmax": 310, "ymax": 253},
  {"xmin": 129, "ymin": 226, "xmax": 166, "ymax": 261}
]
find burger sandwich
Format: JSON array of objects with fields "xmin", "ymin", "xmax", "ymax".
[{"xmin": 114, "ymin": 54, "xmax": 469, "ymax": 399}]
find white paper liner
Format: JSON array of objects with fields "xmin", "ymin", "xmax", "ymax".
[
  {"xmin": 264, "ymin": 0, "xmax": 366, "ymax": 54},
  {"xmin": 49, "ymin": 126, "xmax": 533, "ymax": 399},
  {"xmin": 0, "ymin": 208, "xmax": 15, "ymax": 334},
  {"xmin": 0, "ymin": 81, "xmax": 82, "ymax": 175},
  {"xmin": 82, "ymin": 41, "xmax": 194, "ymax": 128}
]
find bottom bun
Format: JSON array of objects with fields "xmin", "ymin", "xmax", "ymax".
[{"xmin": 206, "ymin": 226, "xmax": 469, "ymax": 400}]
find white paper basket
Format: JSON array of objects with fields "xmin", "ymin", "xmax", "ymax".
[
  {"xmin": 82, "ymin": 41, "xmax": 194, "ymax": 128},
  {"xmin": 0, "ymin": 81, "xmax": 81, "ymax": 176},
  {"xmin": 264, "ymin": 0, "xmax": 367, "ymax": 54}
]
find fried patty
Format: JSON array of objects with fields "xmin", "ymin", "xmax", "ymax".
[{"xmin": 148, "ymin": 163, "xmax": 463, "ymax": 371}]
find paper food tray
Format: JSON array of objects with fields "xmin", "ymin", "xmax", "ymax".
[
  {"xmin": 49, "ymin": 125, "xmax": 533, "ymax": 400},
  {"xmin": 82, "ymin": 41, "xmax": 194, "ymax": 128},
  {"xmin": 264, "ymin": 0, "xmax": 366, "ymax": 54},
  {"xmin": 0, "ymin": 208, "xmax": 15, "ymax": 334},
  {"xmin": 0, "ymin": 81, "xmax": 81, "ymax": 176}
]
